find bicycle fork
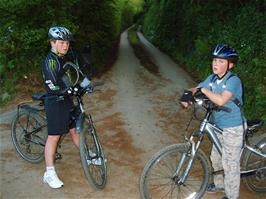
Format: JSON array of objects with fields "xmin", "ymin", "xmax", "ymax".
[{"xmin": 173, "ymin": 132, "xmax": 203, "ymax": 185}]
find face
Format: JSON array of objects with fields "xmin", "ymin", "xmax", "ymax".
[
  {"xmin": 212, "ymin": 58, "xmax": 233, "ymax": 78},
  {"xmin": 51, "ymin": 40, "xmax": 70, "ymax": 56}
]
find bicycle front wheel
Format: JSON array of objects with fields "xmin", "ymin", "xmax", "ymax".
[
  {"xmin": 140, "ymin": 143, "xmax": 210, "ymax": 199},
  {"xmin": 80, "ymin": 115, "xmax": 107, "ymax": 189},
  {"xmin": 242, "ymin": 133, "xmax": 266, "ymax": 192},
  {"xmin": 11, "ymin": 110, "xmax": 47, "ymax": 163}
]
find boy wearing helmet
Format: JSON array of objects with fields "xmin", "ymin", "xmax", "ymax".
[
  {"xmin": 42, "ymin": 26, "xmax": 79, "ymax": 188},
  {"xmin": 180, "ymin": 44, "xmax": 246, "ymax": 199}
]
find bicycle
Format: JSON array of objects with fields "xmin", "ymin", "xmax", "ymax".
[
  {"xmin": 11, "ymin": 62, "xmax": 107, "ymax": 190},
  {"xmin": 140, "ymin": 91, "xmax": 266, "ymax": 199}
]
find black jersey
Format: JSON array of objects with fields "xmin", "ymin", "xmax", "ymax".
[{"xmin": 42, "ymin": 51, "xmax": 68, "ymax": 95}]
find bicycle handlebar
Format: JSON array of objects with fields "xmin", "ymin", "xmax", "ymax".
[
  {"xmin": 91, "ymin": 81, "xmax": 104, "ymax": 88},
  {"xmin": 193, "ymin": 94, "xmax": 232, "ymax": 113}
]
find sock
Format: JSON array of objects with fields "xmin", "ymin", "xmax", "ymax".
[{"xmin": 46, "ymin": 166, "xmax": 55, "ymax": 173}]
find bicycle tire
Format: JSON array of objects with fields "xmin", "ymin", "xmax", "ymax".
[
  {"xmin": 242, "ymin": 133, "xmax": 266, "ymax": 192},
  {"xmin": 80, "ymin": 115, "xmax": 107, "ymax": 189},
  {"xmin": 11, "ymin": 110, "xmax": 47, "ymax": 163},
  {"xmin": 140, "ymin": 143, "xmax": 210, "ymax": 199}
]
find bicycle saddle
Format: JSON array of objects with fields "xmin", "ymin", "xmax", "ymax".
[
  {"xmin": 32, "ymin": 93, "xmax": 46, "ymax": 101},
  {"xmin": 247, "ymin": 119, "xmax": 263, "ymax": 130}
]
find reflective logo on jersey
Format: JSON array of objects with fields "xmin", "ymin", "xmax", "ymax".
[
  {"xmin": 48, "ymin": 59, "xmax": 57, "ymax": 72},
  {"xmin": 45, "ymin": 80, "xmax": 59, "ymax": 91}
]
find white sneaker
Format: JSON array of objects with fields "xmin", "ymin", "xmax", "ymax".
[{"xmin": 43, "ymin": 171, "xmax": 64, "ymax": 188}]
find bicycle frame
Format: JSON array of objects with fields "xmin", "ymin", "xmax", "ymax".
[
  {"xmin": 16, "ymin": 103, "xmax": 46, "ymax": 146},
  {"xmin": 176, "ymin": 106, "xmax": 266, "ymax": 185}
]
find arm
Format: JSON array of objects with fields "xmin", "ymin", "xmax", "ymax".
[
  {"xmin": 201, "ymin": 88, "xmax": 233, "ymax": 106},
  {"xmin": 43, "ymin": 58, "xmax": 62, "ymax": 95},
  {"xmin": 180, "ymin": 74, "xmax": 215, "ymax": 107},
  {"xmin": 201, "ymin": 75, "xmax": 242, "ymax": 106}
]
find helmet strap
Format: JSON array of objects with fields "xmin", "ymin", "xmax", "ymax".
[{"xmin": 51, "ymin": 47, "xmax": 58, "ymax": 54}]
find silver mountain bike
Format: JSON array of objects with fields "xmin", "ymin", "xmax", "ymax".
[{"xmin": 140, "ymin": 91, "xmax": 266, "ymax": 199}]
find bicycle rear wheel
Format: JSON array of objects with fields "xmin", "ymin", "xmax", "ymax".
[
  {"xmin": 80, "ymin": 115, "xmax": 107, "ymax": 189},
  {"xmin": 11, "ymin": 110, "xmax": 47, "ymax": 163},
  {"xmin": 242, "ymin": 133, "xmax": 266, "ymax": 192},
  {"xmin": 140, "ymin": 143, "xmax": 210, "ymax": 199}
]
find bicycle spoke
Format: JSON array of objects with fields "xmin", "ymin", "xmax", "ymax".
[
  {"xmin": 140, "ymin": 144, "xmax": 209, "ymax": 199},
  {"xmin": 80, "ymin": 116, "xmax": 107, "ymax": 189},
  {"xmin": 11, "ymin": 111, "xmax": 47, "ymax": 163}
]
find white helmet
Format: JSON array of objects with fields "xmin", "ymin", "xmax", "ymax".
[{"xmin": 48, "ymin": 26, "xmax": 72, "ymax": 40}]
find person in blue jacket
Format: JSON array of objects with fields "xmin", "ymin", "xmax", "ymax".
[{"xmin": 180, "ymin": 44, "xmax": 246, "ymax": 199}]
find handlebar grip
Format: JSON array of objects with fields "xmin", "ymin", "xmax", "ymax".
[{"xmin": 92, "ymin": 81, "xmax": 104, "ymax": 88}]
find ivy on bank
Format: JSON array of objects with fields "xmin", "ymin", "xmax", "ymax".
[{"xmin": 141, "ymin": 0, "xmax": 266, "ymax": 122}]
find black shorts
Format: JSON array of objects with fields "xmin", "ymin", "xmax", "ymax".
[{"xmin": 44, "ymin": 96, "xmax": 79, "ymax": 135}]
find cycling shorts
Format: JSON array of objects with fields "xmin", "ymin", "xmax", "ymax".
[{"xmin": 44, "ymin": 95, "xmax": 79, "ymax": 135}]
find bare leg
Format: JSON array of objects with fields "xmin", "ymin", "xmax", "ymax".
[
  {"xmin": 45, "ymin": 135, "xmax": 61, "ymax": 166},
  {"xmin": 43, "ymin": 134, "xmax": 64, "ymax": 188},
  {"xmin": 70, "ymin": 128, "xmax": 79, "ymax": 148}
]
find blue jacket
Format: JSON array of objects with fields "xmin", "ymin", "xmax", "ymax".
[{"xmin": 198, "ymin": 72, "xmax": 246, "ymax": 128}]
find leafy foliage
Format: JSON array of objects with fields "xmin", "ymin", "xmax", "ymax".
[
  {"xmin": 141, "ymin": 0, "xmax": 266, "ymax": 122},
  {"xmin": 0, "ymin": 0, "xmax": 144, "ymax": 106}
]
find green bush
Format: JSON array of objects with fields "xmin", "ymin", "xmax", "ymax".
[
  {"xmin": 0, "ymin": 0, "xmax": 144, "ymax": 106},
  {"xmin": 141, "ymin": 0, "xmax": 266, "ymax": 122}
]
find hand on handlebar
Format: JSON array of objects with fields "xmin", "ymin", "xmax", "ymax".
[
  {"xmin": 180, "ymin": 88, "xmax": 208, "ymax": 108},
  {"xmin": 194, "ymin": 88, "xmax": 208, "ymax": 100},
  {"xmin": 180, "ymin": 90, "xmax": 193, "ymax": 108},
  {"xmin": 85, "ymin": 84, "xmax": 94, "ymax": 93}
]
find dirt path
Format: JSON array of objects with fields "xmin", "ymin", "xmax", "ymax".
[{"xmin": 0, "ymin": 30, "xmax": 265, "ymax": 199}]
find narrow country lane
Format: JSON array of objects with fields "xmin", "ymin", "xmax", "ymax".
[{"xmin": 0, "ymin": 30, "xmax": 264, "ymax": 199}]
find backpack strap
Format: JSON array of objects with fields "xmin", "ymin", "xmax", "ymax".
[
  {"xmin": 224, "ymin": 73, "xmax": 243, "ymax": 108},
  {"xmin": 209, "ymin": 74, "xmax": 218, "ymax": 91},
  {"xmin": 211, "ymin": 73, "xmax": 246, "ymax": 145},
  {"xmin": 210, "ymin": 73, "xmax": 243, "ymax": 108}
]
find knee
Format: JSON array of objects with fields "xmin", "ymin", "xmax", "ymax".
[
  {"xmin": 69, "ymin": 128, "xmax": 76, "ymax": 134},
  {"xmin": 223, "ymin": 160, "xmax": 239, "ymax": 174},
  {"xmin": 46, "ymin": 135, "xmax": 60, "ymax": 144}
]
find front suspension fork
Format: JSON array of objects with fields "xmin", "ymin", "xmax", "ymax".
[{"xmin": 174, "ymin": 132, "xmax": 203, "ymax": 185}]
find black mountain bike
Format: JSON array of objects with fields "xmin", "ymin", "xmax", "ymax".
[
  {"xmin": 140, "ymin": 91, "xmax": 265, "ymax": 199},
  {"xmin": 11, "ymin": 62, "xmax": 107, "ymax": 190}
]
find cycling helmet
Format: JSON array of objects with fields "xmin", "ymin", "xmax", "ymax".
[
  {"xmin": 48, "ymin": 26, "xmax": 72, "ymax": 41},
  {"xmin": 211, "ymin": 44, "xmax": 239, "ymax": 63}
]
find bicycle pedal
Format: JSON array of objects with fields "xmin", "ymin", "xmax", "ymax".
[{"xmin": 55, "ymin": 153, "xmax": 62, "ymax": 160}]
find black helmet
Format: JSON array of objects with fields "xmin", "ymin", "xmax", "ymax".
[
  {"xmin": 211, "ymin": 44, "xmax": 239, "ymax": 63},
  {"xmin": 48, "ymin": 26, "xmax": 72, "ymax": 41}
]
